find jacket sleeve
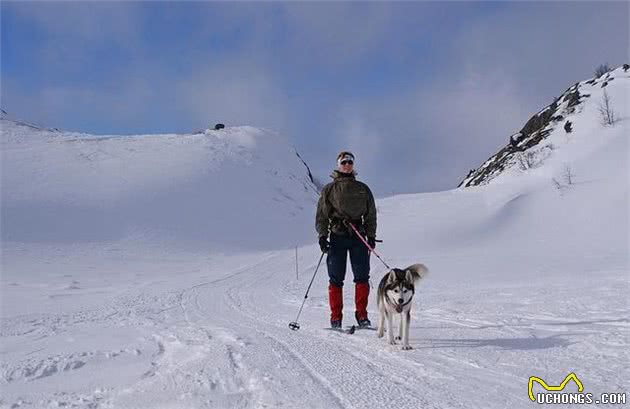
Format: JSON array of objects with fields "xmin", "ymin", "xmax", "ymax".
[
  {"xmin": 315, "ymin": 185, "xmax": 331, "ymax": 237},
  {"xmin": 364, "ymin": 187, "xmax": 377, "ymax": 238}
]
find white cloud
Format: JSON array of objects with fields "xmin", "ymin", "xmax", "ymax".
[
  {"xmin": 280, "ymin": 3, "xmax": 395, "ymax": 68},
  {"xmin": 7, "ymin": 2, "xmax": 142, "ymax": 46},
  {"xmin": 2, "ymin": 74, "xmax": 156, "ymax": 132},
  {"xmin": 336, "ymin": 103, "xmax": 383, "ymax": 169},
  {"xmin": 174, "ymin": 58, "xmax": 290, "ymax": 132}
]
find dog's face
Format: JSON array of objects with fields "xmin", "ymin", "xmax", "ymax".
[
  {"xmin": 384, "ymin": 268, "xmax": 416, "ymax": 308},
  {"xmin": 377, "ymin": 264, "xmax": 429, "ymax": 312}
]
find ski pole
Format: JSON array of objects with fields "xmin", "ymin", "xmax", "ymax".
[{"xmin": 289, "ymin": 251, "xmax": 326, "ymax": 331}]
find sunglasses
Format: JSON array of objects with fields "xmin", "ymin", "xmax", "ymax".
[{"xmin": 340, "ymin": 160, "xmax": 354, "ymax": 165}]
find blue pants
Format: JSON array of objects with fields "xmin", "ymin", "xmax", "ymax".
[{"xmin": 327, "ymin": 233, "xmax": 370, "ymax": 287}]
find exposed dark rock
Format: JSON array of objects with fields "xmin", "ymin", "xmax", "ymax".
[
  {"xmin": 564, "ymin": 120, "xmax": 573, "ymax": 133},
  {"xmin": 509, "ymin": 134, "xmax": 525, "ymax": 151},
  {"xmin": 294, "ymin": 150, "xmax": 317, "ymax": 193},
  {"xmin": 214, "ymin": 123, "xmax": 225, "ymax": 130},
  {"xmin": 458, "ymin": 73, "xmax": 590, "ymax": 187},
  {"xmin": 458, "ymin": 169, "xmax": 477, "ymax": 188},
  {"xmin": 563, "ymin": 87, "xmax": 582, "ymax": 108},
  {"xmin": 520, "ymin": 99, "xmax": 558, "ymax": 139}
]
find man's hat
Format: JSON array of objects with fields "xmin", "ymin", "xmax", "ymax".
[{"xmin": 337, "ymin": 151, "xmax": 355, "ymax": 165}]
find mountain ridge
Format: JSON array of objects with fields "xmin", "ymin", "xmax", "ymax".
[{"xmin": 459, "ymin": 64, "xmax": 628, "ymax": 188}]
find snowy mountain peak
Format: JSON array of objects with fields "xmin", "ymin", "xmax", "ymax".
[{"xmin": 459, "ymin": 64, "xmax": 629, "ymax": 187}]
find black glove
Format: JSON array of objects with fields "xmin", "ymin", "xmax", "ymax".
[
  {"xmin": 367, "ymin": 237, "xmax": 376, "ymax": 249},
  {"xmin": 319, "ymin": 236, "xmax": 330, "ymax": 253}
]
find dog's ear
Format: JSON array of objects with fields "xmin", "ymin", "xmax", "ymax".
[
  {"xmin": 405, "ymin": 263, "xmax": 429, "ymax": 282},
  {"xmin": 386, "ymin": 269, "xmax": 397, "ymax": 284}
]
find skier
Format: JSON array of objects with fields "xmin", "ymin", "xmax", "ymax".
[{"xmin": 316, "ymin": 151, "xmax": 377, "ymax": 329}]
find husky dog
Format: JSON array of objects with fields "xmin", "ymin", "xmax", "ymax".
[{"xmin": 376, "ymin": 264, "xmax": 429, "ymax": 350}]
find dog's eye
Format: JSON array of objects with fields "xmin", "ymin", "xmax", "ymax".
[
  {"xmin": 393, "ymin": 289, "xmax": 399, "ymax": 293},
  {"xmin": 403, "ymin": 289, "xmax": 408, "ymax": 293}
]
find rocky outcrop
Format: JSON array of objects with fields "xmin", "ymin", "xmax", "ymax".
[{"xmin": 457, "ymin": 65, "xmax": 627, "ymax": 188}]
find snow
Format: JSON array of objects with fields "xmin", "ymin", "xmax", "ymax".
[
  {"xmin": 1, "ymin": 70, "xmax": 628, "ymax": 408},
  {"xmin": 460, "ymin": 66, "xmax": 629, "ymax": 188},
  {"xmin": 1, "ymin": 122, "xmax": 318, "ymax": 251}
]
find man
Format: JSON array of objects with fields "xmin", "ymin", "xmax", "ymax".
[{"xmin": 316, "ymin": 151, "xmax": 377, "ymax": 329}]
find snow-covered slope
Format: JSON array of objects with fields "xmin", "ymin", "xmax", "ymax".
[
  {"xmin": 1, "ymin": 67, "xmax": 628, "ymax": 409},
  {"xmin": 460, "ymin": 64, "xmax": 629, "ymax": 187},
  {"xmin": 1, "ymin": 121, "xmax": 318, "ymax": 251}
]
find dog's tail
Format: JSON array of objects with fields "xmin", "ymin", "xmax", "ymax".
[{"xmin": 405, "ymin": 263, "xmax": 429, "ymax": 282}]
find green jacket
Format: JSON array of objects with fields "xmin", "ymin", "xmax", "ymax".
[{"xmin": 316, "ymin": 170, "xmax": 377, "ymax": 238}]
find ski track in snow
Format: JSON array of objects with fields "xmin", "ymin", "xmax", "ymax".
[{"xmin": 2, "ymin": 249, "xmax": 628, "ymax": 409}]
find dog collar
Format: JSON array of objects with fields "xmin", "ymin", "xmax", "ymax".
[{"xmin": 389, "ymin": 298, "xmax": 412, "ymax": 313}]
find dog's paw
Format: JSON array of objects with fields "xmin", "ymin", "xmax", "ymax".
[
  {"xmin": 395, "ymin": 336, "xmax": 402, "ymax": 341},
  {"xmin": 401, "ymin": 344, "xmax": 413, "ymax": 350},
  {"xmin": 388, "ymin": 339, "xmax": 397, "ymax": 345},
  {"xmin": 377, "ymin": 330, "xmax": 384, "ymax": 338}
]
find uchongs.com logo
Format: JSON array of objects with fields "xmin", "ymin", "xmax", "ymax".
[{"xmin": 528, "ymin": 372, "xmax": 626, "ymax": 405}]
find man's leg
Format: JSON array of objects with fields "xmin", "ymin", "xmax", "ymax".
[
  {"xmin": 327, "ymin": 234, "xmax": 348, "ymax": 323},
  {"xmin": 349, "ymin": 236, "xmax": 371, "ymax": 323}
]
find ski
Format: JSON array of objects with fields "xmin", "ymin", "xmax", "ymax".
[
  {"xmin": 325, "ymin": 325, "xmax": 355, "ymax": 334},
  {"xmin": 325, "ymin": 325, "xmax": 377, "ymax": 334},
  {"xmin": 350, "ymin": 325, "xmax": 377, "ymax": 331}
]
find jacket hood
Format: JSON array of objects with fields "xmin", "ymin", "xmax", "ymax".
[{"xmin": 330, "ymin": 169, "xmax": 357, "ymax": 179}]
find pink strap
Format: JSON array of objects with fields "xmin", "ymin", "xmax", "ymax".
[{"xmin": 346, "ymin": 222, "xmax": 391, "ymax": 270}]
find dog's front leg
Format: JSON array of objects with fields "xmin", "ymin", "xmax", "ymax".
[
  {"xmin": 377, "ymin": 309, "xmax": 385, "ymax": 338},
  {"xmin": 396, "ymin": 313, "xmax": 403, "ymax": 341},
  {"xmin": 401, "ymin": 309, "xmax": 412, "ymax": 350},
  {"xmin": 386, "ymin": 313, "xmax": 395, "ymax": 345}
]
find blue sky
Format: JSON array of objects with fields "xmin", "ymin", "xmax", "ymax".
[{"xmin": 1, "ymin": 1, "xmax": 627, "ymax": 195}]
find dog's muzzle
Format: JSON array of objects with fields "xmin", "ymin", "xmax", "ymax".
[{"xmin": 389, "ymin": 296, "xmax": 410, "ymax": 313}]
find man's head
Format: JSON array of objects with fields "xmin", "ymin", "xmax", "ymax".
[{"xmin": 336, "ymin": 151, "xmax": 355, "ymax": 173}]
